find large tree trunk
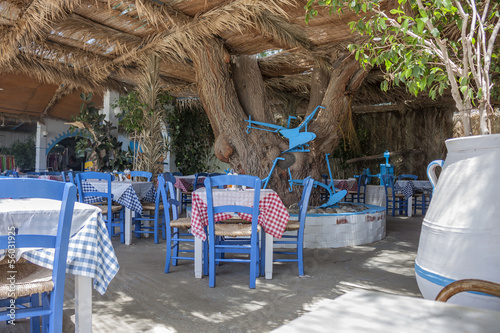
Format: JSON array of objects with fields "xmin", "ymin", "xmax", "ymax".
[{"xmin": 191, "ymin": 38, "xmax": 367, "ymax": 206}]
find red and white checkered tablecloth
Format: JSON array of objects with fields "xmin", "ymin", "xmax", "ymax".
[
  {"xmin": 174, "ymin": 176, "xmax": 206, "ymax": 192},
  {"xmin": 334, "ymin": 179, "xmax": 358, "ymax": 192},
  {"xmin": 190, "ymin": 188, "xmax": 290, "ymax": 241}
]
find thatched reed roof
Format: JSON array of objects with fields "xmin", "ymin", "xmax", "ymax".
[{"xmin": 0, "ymin": 0, "xmax": 436, "ymax": 125}]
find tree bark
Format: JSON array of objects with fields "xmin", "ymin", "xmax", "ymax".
[{"xmin": 191, "ymin": 39, "xmax": 368, "ymax": 206}]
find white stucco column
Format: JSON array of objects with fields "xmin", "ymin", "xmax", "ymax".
[
  {"xmin": 103, "ymin": 90, "xmax": 130, "ymax": 151},
  {"xmin": 35, "ymin": 122, "xmax": 48, "ymax": 172},
  {"xmin": 103, "ymin": 90, "xmax": 120, "ymax": 134}
]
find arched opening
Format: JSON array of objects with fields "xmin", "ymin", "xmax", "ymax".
[{"xmin": 46, "ymin": 137, "xmax": 85, "ymax": 171}]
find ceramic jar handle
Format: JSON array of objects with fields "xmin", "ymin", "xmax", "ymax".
[{"xmin": 426, "ymin": 160, "xmax": 444, "ymax": 190}]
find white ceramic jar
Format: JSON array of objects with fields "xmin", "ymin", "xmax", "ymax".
[{"xmin": 416, "ymin": 134, "xmax": 500, "ymax": 310}]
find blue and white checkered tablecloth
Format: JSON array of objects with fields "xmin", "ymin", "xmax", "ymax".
[
  {"xmin": 0, "ymin": 201, "xmax": 119, "ymax": 295},
  {"xmin": 395, "ymin": 180, "xmax": 432, "ymax": 200},
  {"xmin": 82, "ymin": 181, "xmax": 156, "ymax": 215}
]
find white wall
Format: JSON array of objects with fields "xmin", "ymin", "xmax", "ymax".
[{"xmin": 0, "ymin": 131, "xmax": 33, "ymax": 148}]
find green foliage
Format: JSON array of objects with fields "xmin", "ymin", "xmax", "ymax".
[
  {"xmin": 113, "ymin": 90, "xmax": 174, "ymax": 134},
  {"xmin": 71, "ymin": 93, "xmax": 131, "ymax": 171},
  {"xmin": 331, "ymin": 128, "xmax": 368, "ymax": 171},
  {"xmin": 166, "ymin": 104, "xmax": 215, "ymax": 175},
  {"xmin": 114, "ymin": 91, "xmax": 215, "ymax": 175},
  {"xmin": 2, "ymin": 137, "xmax": 36, "ymax": 171},
  {"xmin": 305, "ymin": 0, "xmax": 500, "ymax": 107},
  {"xmin": 112, "ymin": 91, "xmax": 144, "ymax": 134}
]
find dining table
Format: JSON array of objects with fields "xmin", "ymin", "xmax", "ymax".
[
  {"xmin": 0, "ymin": 198, "xmax": 119, "ymax": 333},
  {"xmin": 81, "ymin": 179, "xmax": 155, "ymax": 245},
  {"xmin": 189, "ymin": 187, "xmax": 290, "ymax": 279},
  {"xmin": 395, "ymin": 180, "xmax": 432, "ymax": 217},
  {"xmin": 271, "ymin": 289, "xmax": 500, "ymax": 332},
  {"xmin": 173, "ymin": 174, "xmax": 206, "ymax": 213}
]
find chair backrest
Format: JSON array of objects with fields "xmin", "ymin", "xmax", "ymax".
[
  {"xmin": 398, "ymin": 174, "xmax": 418, "ymax": 181},
  {"xmin": 357, "ymin": 174, "xmax": 369, "ymax": 193},
  {"xmin": 130, "ymin": 171, "xmax": 152, "ymax": 182},
  {"xmin": 298, "ymin": 177, "xmax": 315, "ymax": 229},
  {"xmin": 157, "ymin": 173, "xmax": 181, "ymax": 222},
  {"xmin": 67, "ymin": 171, "xmax": 83, "ymax": 185},
  {"xmin": 194, "ymin": 172, "xmax": 209, "ymax": 189},
  {"xmin": 75, "ymin": 172, "xmax": 114, "ymax": 216},
  {"xmin": 209, "ymin": 172, "xmax": 224, "ymax": 177},
  {"xmin": 61, "ymin": 171, "xmax": 68, "ymax": 182},
  {"xmin": 204, "ymin": 175, "xmax": 262, "ymax": 238},
  {"xmin": 40, "ymin": 171, "xmax": 61, "ymax": 176},
  {"xmin": 382, "ymin": 174, "xmax": 395, "ymax": 197},
  {"xmin": 0, "ymin": 178, "xmax": 77, "ymax": 305}
]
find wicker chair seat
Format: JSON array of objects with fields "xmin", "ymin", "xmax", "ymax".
[
  {"xmin": 284, "ymin": 221, "xmax": 300, "ymax": 231},
  {"xmin": 0, "ymin": 262, "xmax": 53, "ymax": 299},
  {"xmin": 214, "ymin": 223, "xmax": 261, "ymax": 237},
  {"xmin": 170, "ymin": 217, "xmax": 192, "ymax": 229},
  {"xmin": 93, "ymin": 203, "xmax": 123, "ymax": 214},
  {"xmin": 141, "ymin": 202, "xmax": 164, "ymax": 211},
  {"xmin": 219, "ymin": 216, "xmax": 251, "ymax": 224}
]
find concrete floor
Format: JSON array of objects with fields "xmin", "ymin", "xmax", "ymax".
[{"xmin": 4, "ymin": 215, "xmax": 424, "ymax": 333}]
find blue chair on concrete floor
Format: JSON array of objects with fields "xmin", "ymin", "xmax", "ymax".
[
  {"xmin": 0, "ymin": 178, "xmax": 77, "ymax": 333},
  {"xmin": 181, "ymin": 172, "xmax": 208, "ymax": 211},
  {"xmin": 160, "ymin": 173, "xmax": 207, "ymax": 274},
  {"xmin": 130, "ymin": 171, "xmax": 164, "ymax": 242},
  {"xmin": 205, "ymin": 175, "xmax": 262, "ymax": 288},
  {"xmin": 273, "ymin": 177, "xmax": 314, "ymax": 276},
  {"xmin": 345, "ymin": 174, "xmax": 368, "ymax": 203},
  {"xmin": 130, "ymin": 171, "xmax": 152, "ymax": 182},
  {"xmin": 75, "ymin": 172, "xmax": 125, "ymax": 242},
  {"xmin": 397, "ymin": 174, "xmax": 418, "ymax": 181},
  {"xmin": 382, "ymin": 174, "xmax": 408, "ymax": 216}
]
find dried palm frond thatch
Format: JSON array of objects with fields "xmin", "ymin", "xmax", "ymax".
[
  {"xmin": 134, "ymin": 53, "xmax": 167, "ymax": 176},
  {"xmin": 0, "ymin": 0, "xmax": 80, "ymax": 67}
]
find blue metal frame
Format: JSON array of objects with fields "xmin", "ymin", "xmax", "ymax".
[
  {"xmin": 286, "ymin": 153, "xmax": 347, "ymax": 208},
  {"xmin": 245, "ymin": 105, "xmax": 325, "ymax": 153}
]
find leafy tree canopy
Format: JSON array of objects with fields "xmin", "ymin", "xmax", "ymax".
[{"xmin": 306, "ymin": 0, "xmax": 500, "ymax": 135}]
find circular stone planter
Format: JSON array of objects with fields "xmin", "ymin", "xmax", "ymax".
[{"xmin": 287, "ymin": 203, "xmax": 386, "ymax": 248}]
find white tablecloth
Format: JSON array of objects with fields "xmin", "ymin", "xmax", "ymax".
[{"xmin": 0, "ymin": 198, "xmax": 119, "ymax": 294}]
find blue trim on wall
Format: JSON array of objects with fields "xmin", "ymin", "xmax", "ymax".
[
  {"xmin": 46, "ymin": 129, "xmax": 83, "ymax": 156},
  {"xmin": 415, "ymin": 262, "xmax": 496, "ymax": 297}
]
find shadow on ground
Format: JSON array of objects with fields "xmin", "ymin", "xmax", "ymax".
[{"xmin": 2, "ymin": 215, "xmax": 423, "ymax": 333}]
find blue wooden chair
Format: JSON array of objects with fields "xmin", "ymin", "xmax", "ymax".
[
  {"xmin": 181, "ymin": 172, "xmax": 208, "ymax": 211},
  {"xmin": 75, "ymin": 172, "xmax": 125, "ymax": 243},
  {"xmin": 39, "ymin": 171, "xmax": 61, "ymax": 176},
  {"xmin": 132, "ymin": 174, "xmax": 164, "ymax": 244},
  {"xmin": 130, "ymin": 171, "xmax": 152, "ymax": 182},
  {"xmin": 0, "ymin": 178, "xmax": 77, "ymax": 333},
  {"xmin": 273, "ymin": 177, "xmax": 314, "ymax": 276},
  {"xmin": 346, "ymin": 174, "xmax": 368, "ymax": 203},
  {"xmin": 205, "ymin": 174, "xmax": 262, "ymax": 288},
  {"xmin": 397, "ymin": 174, "xmax": 418, "ymax": 181},
  {"xmin": 129, "ymin": 170, "xmax": 161, "ymax": 241},
  {"xmin": 396, "ymin": 175, "xmax": 427, "ymax": 215},
  {"xmin": 209, "ymin": 172, "xmax": 224, "ymax": 177},
  {"xmin": 159, "ymin": 173, "xmax": 208, "ymax": 273},
  {"xmin": 382, "ymin": 175, "xmax": 408, "ymax": 216}
]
